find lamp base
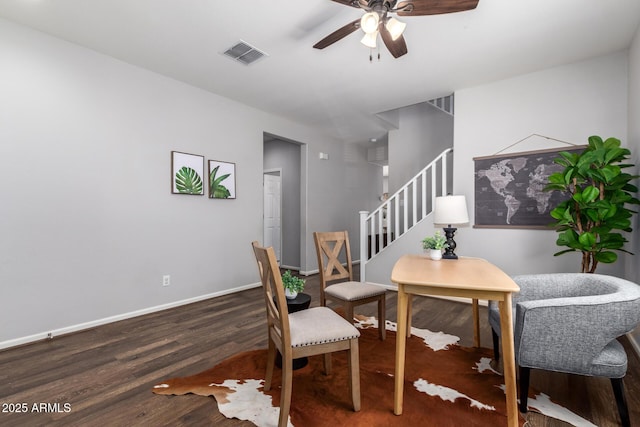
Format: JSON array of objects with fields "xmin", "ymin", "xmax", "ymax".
[{"xmin": 442, "ymin": 226, "xmax": 458, "ymax": 259}]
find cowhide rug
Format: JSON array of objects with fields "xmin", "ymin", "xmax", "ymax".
[{"xmin": 153, "ymin": 316, "xmax": 595, "ymax": 427}]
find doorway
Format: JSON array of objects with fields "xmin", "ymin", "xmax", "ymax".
[
  {"xmin": 263, "ymin": 170, "xmax": 282, "ymax": 263},
  {"xmin": 263, "ymin": 134, "xmax": 303, "ymax": 271}
]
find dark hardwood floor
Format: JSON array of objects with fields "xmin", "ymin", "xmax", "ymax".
[{"xmin": 1, "ymin": 271, "xmax": 638, "ymax": 426}]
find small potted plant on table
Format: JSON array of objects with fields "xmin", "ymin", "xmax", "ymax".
[
  {"xmin": 422, "ymin": 231, "xmax": 449, "ymax": 261},
  {"xmin": 281, "ymin": 270, "xmax": 305, "ymax": 299}
]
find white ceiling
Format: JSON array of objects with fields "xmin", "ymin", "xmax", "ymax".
[{"xmin": 1, "ymin": 0, "xmax": 639, "ymax": 143}]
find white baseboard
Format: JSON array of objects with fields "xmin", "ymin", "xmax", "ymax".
[
  {"xmin": 0, "ymin": 282, "xmax": 262, "ymax": 351},
  {"xmin": 299, "ymin": 268, "xmax": 318, "ymax": 276}
]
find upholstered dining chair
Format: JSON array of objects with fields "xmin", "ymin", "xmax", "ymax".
[
  {"xmin": 313, "ymin": 230, "xmax": 387, "ymax": 340},
  {"xmin": 251, "ymin": 241, "xmax": 361, "ymax": 427},
  {"xmin": 488, "ymin": 273, "xmax": 640, "ymax": 427}
]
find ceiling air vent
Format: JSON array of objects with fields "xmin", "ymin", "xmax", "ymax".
[{"xmin": 223, "ymin": 41, "xmax": 267, "ymax": 66}]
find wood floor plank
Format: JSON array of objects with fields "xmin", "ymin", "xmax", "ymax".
[{"xmin": 0, "ymin": 271, "xmax": 638, "ymax": 426}]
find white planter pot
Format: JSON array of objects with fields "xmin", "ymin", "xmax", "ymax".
[
  {"xmin": 285, "ymin": 288, "xmax": 298, "ymax": 299},
  {"xmin": 429, "ymin": 249, "xmax": 443, "ymax": 261}
]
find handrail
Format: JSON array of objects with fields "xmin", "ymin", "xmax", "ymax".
[{"xmin": 359, "ymin": 148, "xmax": 453, "ymax": 281}]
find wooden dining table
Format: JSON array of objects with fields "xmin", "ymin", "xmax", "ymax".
[{"xmin": 391, "ymin": 254, "xmax": 521, "ymax": 427}]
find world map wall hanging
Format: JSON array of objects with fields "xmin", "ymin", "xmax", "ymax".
[{"xmin": 473, "ymin": 146, "xmax": 586, "ymax": 229}]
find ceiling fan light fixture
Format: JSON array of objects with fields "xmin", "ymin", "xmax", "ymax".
[
  {"xmin": 360, "ymin": 12, "xmax": 380, "ymax": 34},
  {"xmin": 385, "ymin": 17, "xmax": 406, "ymax": 41},
  {"xmin": 314, "ymin": 0, "xmax": 480, "ymax": 59},
  {"xmin": 360, "ymin": 31, "xmax": 378, "ymax": 48}
]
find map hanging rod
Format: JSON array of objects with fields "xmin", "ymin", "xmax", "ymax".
[{"xmin": 492, "ymin": 133, "xmax": 579, "ymax": 156}]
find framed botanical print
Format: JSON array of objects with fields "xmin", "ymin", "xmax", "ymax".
[
  {"xmin": 171, "ymin": 151, "xmax": 204, "ymax": 195},
  {"xmin": 208, "ymin": 160, "xmax": 236, "ymax": 199}
]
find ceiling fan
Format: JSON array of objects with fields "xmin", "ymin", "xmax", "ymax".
[{"xmin": 313, "ymin": 0, "xmax": 480, "ymax": 59}]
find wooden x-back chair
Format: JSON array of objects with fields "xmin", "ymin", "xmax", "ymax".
[
  {"xmin": 251, "ymin": 241, "xmax": 361, "ymax": 427},
  {"xmin": 313, "ymin": 230, "xmax": 386, "ymax": 340}
]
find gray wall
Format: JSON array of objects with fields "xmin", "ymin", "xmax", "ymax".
[
  {"xmin": 628, "ymin": 25, "xmax": 640, "ymax": 283},
  {"xmin": 0, "ymin": 18, "xmax": 379, "ymax": 347},
  {"xmin": 626, "ymin": 24, "xmax": 640, "ymax": 352},
  {"xmin": 388, "ymin": 102, "xmax": 454, "ymax": 195},
  {"xmin": 453, "ymin": 52, "xmax": 628, "ymax": 277},
  {"xmin": 263, "ymin": 138, "xmax": 301, "ymax": 269},
  {"xmin": 303, "ymin": 142, "xmax": 383, "ymax": 270}
]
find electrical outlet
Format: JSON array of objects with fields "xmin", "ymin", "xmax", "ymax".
[{"xmin": 162, "ymin": 275, "xmax": 170, "ymax": 287}]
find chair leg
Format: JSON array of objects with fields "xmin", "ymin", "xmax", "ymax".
[
  {"xmin": 346, "ymin": 303, "xmax": 354, "ymax": 324},
  {"xmin": 278, "ymin": 355, "xmax": 293, "ymax": 427},
  {"xmin": 348, "ymin": 338, "xmax": 361, "ymax": 412},
  {"xmin": 323, "ymin": 353, "xmax": 332, "ymax": 375},
  {"xmin": 492, "ymin": 329, "xmax": 500, "ymax": 363},
  {"xmin": 378, "ymin": 295, "xmax": 386, "ymax": 341},
  {"xmin": 611, "ymin": 378, "xmax": 630, "ymax": 427},
  {"xmin": 519, "ymin": 366, "xmax": 530, "ymax": 413},
  {"xmin": 265, "ymin": 338, "xmax": 276, "ymax": 391}
]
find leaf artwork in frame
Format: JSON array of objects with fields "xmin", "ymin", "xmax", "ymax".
[
  {"xmin": 171, "ymin": 151, "xmax": 204, "ymax": 195},
  {"xmin": 208, "ymin": 160, "xmax": 236, "ymax": 199}
]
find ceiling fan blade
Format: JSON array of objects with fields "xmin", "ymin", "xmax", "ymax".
[
  {"xmin": 330, "ymin": 0, "xmax": 363, "ymax": 9},
  {"xmin": 313, "ymin": 19, "xmax": 361, "ymax": 49},
  {"xmin": 379, "ymin": 24, "xmax": 408, "ymax": 58},
  {"xmin": 396, "ymin": 0, "xmax": 479, "ymax": 16}
]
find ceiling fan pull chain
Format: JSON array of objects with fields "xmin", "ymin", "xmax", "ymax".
[{"xmin": 369, "ymin": 48, "xmax": 373, "ymax": 62}]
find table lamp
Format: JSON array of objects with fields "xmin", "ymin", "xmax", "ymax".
[{"xmin": 433, "ymin": 195, "xmax": 469, "ymax": 259}]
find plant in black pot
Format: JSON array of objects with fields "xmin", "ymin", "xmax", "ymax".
[
  {"xmin": 281, "ymin": 270, "xmax": 305, "ymax": 299},
  {"xmin": 544, "ymin": 135, "xmax": 640, "ymax": 273}
]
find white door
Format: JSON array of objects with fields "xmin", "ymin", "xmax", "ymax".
[{"xmin": 263, "ymin": 173, "xmax": 282, "ymax": 263}]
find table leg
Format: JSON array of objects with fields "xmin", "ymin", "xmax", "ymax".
[
  {"xmin": 499, "ymin": 295, "xmax": 518, "ymax": 427},
  {"xmin": 472, "ymin": 298, "xmax": 480, "ymax": 347},
  {"xmin": 394, "ymin": 285, "xmax": 409, "ymax": 415},
  {"xmin": 406, "ymin": 294, "xmax": 413, "ymax": 338}
]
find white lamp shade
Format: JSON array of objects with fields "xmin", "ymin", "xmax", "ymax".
[
  {"xmin": 360, "ymin": 12, "xmax": 380, "ymax": 34},
  {"xmin": 385, "ymin": 17, "xmax": 406, "ymax": 41},
  {"xmin": 434, "ymin": 195, "xmax": 469, "ymax": 226},
  {"xmin": 360, "ymin": 31, "xmax": 378, "ymax": 48}
]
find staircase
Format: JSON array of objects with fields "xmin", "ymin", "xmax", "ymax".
[
  {"xmin": 428, "ymin": 94, "xmax": 454, "ymax": 116},
  {"xmin": 359, "ymin": 148, "xmax": 454, "ymax": 282}
]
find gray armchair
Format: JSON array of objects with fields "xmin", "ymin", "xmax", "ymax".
[{"xmin": 488, "ymin": 273, "xmax": 640, "ymax": 427}]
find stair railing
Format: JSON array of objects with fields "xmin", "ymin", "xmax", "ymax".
[
  {"xmin": 428, "ymin": 94, "xmax": 455, "ymax": 116},
  {"xmin": 359, "ymin": 148, "xmax": 453, "ymax": 281}
]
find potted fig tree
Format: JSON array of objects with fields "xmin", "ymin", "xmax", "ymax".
[{"xmin": 544, "ymin": 135, "xmax": 639, "ymax": 273}]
